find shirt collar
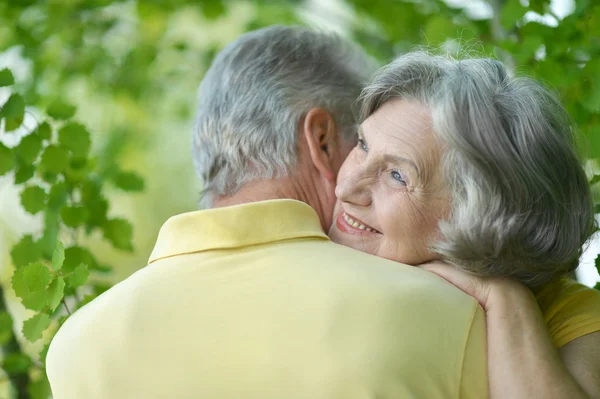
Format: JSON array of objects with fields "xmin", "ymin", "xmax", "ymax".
[{"xmin": 148, "ymin": 199, "xmax": 329, "ymax": 264}]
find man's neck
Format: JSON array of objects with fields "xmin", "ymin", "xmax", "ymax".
[
  {"xmin": 212, "ymin": 176, "xmax": 329, "ymax": 232},
  {"xmin": 213, "ymin": 177, "xmax": 308, "ymax": 208}
]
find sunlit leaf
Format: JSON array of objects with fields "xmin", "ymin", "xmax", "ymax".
[
  {"xmin": 12, "ymin": 262, "xmax": 51, "ymax": 296},
  {"xmin": 14, "ymin": 163, "xmax": 35, "ymax": 184},
  {"xmin": 0, "ymin": 93, "xmax": 25, "ymax": 131},
  {"xmin": 46, "ymin": 277, "xmax": 65, "ymax": 311},
  {"xmin": 0, "ymin": 143, "xmax": 15, "ymax": 176},
  {"xmin": 58, "ymin": 122, "xmax": 91, "ymax": 159},
  {"xmin": 39, "ymin": 343, "xmax": 51, "ymax": 364},
  {"xmin": 113, "ymin": 170, "xmax": 144, "ymax": 191},
  {"xmin": 47, "ymin": 99, "xmax": 76, "ymax": 120},
  {"xmin": 39, "ymin": 211, "xmax": 60, "ymax": 259},
  {"xmin": 67, "ymin": 264, "xmax": 89, "ymax": 288},
  {"xmin": 40, "ymin": 145, "xmax": 69, "ymax": 174},
  {"xmin": 102, "ymin": 218, "xmax": 134, "ymax": 251},
  {"xmin": 52, "ymin": 241, "xmax": 65, "ymax": 271},
  {"xmin": 61, "ymin": 205, "xmax": 89, "ymax": 227},
  {"xmin": 63, "ymin": 246, "xmax": 97, "ymax": 274},
  {"xmin": 48, "ymin": 181, "xmax": 69, "ymax": 210},
  {"xmin": 201, "ymin": 0, "xmax": 226, "ymax": 19},
  {"xmin": 0, "ymin": 68, "xmax": 14, "ymax": 87},
  {"xmin": 20, "ymin": 185, "xmax": 47, "ymax": 215},
  {"xmin": 36, "ymin": 122, "xmax": 52, "ymax": 141},
  {"xmin": 10, "ymin": 235, "xmax": 41, "ymax": 267},
  {"xmin": 500, "ymin": 0, "xmax": 526, "ymax": 30},
  {"xmin": 22, "ymin": 313, "xmax": 51, "ymax": 342},
  {"xmin": 15, "ymin": 133, "xmax": 43, "ymax": 163}
]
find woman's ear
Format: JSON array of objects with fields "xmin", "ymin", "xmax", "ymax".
[{"xmin": 302, "ymin": 108, "xmax": 338, "ymax": 182}]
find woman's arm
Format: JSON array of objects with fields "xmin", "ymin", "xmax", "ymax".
[
  {"xmin": 420, "ymin": 262, "xmax": 597, "ymax": 399},
  {"xmin": 559, "ymin": 332, "xmax": 600, "ymax": 397}
]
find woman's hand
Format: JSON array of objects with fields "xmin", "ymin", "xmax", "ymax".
[
  {"xmin": 417, "ymin": 261, "xmax": 532, "ymax": 311},
  {"xmin": 418, "ymin": 261, "xmax": 592, "ymax": 399}
]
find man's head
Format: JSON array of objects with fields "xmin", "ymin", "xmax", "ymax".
[{"xmin": 192, "ymin": 25, "xmax": 374, "ymax": 226}]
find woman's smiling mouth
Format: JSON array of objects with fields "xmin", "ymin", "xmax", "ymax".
[{"xmin": 336, "ymin": 211, "xmax": 381, "ymax": 235}]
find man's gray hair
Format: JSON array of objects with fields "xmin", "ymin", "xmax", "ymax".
[
  {"xmin": 360, "ymin": 51, "xmax": 596, "ymax": 287},
  {"xmin": 192, "ymin": 25, "xmax": 374, "ymax": 207}
]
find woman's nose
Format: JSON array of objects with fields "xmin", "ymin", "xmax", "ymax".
[{"xmin": 335, "ymin": 170, "xmax": 372, "ymax": 207}]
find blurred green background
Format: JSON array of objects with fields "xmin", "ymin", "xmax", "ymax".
[{"xmin": 0, "ymin": 0, "xmax": 599, "ymax": 396}]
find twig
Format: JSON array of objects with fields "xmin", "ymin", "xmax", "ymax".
[{"xmin": 62, "ymin": 300, "xmax": 72, "ymax": 315}]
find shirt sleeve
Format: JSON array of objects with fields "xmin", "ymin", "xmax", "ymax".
[
  {"xmin": 536, "ymin": 278, "xmax": 600, "ymax": 348},
  {"xmin": 459, "ymin": 304, "xmax": 489, "ymax": 399}
]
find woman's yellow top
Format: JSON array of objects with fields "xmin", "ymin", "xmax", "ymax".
[{"xmin": 536, "ymin": 278, "xmax": 600, "ymax": 348}]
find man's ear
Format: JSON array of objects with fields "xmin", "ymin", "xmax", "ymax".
[{"xmin": 302, "ymin": 108, "xmax": 338, "ymax": 181}]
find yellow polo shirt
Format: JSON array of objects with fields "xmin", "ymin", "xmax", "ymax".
[
  {"xmin": 47, "ymin": 199, "xmax": 488, "ymax": 399},
  {"xmin": 535, "ymin": 278, "xmax": 600, "ymax": 348}
]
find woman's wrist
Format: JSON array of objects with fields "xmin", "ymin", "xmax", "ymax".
[{"xmin": 484, "ymin": 278, "xmax": 537, "ymax": 314}]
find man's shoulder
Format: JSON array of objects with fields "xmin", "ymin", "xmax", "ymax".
[{"xmin": 273, "ymin": 239, "xmax": 480, "ymax": 317}]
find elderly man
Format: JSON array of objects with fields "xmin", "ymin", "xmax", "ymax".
[{"xmin": 47, "ymin": 26, "xmax": 488, "ymax": 398}]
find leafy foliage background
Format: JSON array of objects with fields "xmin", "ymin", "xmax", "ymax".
[{"xmin": 0, "ymin": 0, "xmax": 599, "ymax": 397}]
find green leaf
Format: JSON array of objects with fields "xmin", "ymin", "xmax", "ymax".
[
  {"xmin": 65, "ymin": 158, "xmax": 89, "ymax": 184},
  {"xmin": 2, "ymin": 353, "xmax": 32, "ymax": 374},
  {"xmin": 102, "ymin": 218, "xmax": 134, "ymax": 251},
  {"xmin": 63, "ymin": 246, "xmax": 97, "ymax": 274},
  {"xmin": 201, "ymin": 0, "xmax": 225, "ymax": 19},
  {"xmin": 0, "ymin": 94, "xmax": 24, "ymax": 119},
  {"xmin": 22, "ymin": 313, "xmax": 51, "ymax": 342},
  {"xmin": 501, "ymin": 0, "xmax": 527, "ymax": 30},
  {"xmin": 67, "ymin": 264, "xmax": 89, "ymax": 288},
  {"xmin": 39, "ymin": 343, "xmax": 51, "ymax": 364},
  {"xmin": 0, "ymin": 311, "xmax": 14, "ymax": 345},
  {"xmin": 48, "ymin": 181, "xmax": 69, "ymax": 210},
  {"xmin": 596, "ymin": 254, "xmax": 600, "ymax": 275},
  {"xmin": 60, "ymin": 205, "xmax": 89, "ymax": 227},
  {"xmin": 0, "ymin": 142, "xmax": 15, "ymax": 176},
  {"xmin": 12, "ymin": 262, "xmax": 52, "ymax": 296},
  {"xmin": 52, "ymin": 241, "xmax": 64, "ymax": 271},
  {"xmin": 58, "ymin": 122, "xmax": 91, "ymax": 159},
  {"xmin": 36, "ymin": 122, "xmax": 52, "ymax": 141},
  {"xmin": 590, "ymin": 175, "xmax": 600, "ymax": 185},
  {"xmin": 14, "ymin": 163, "xmax": 35, "ymax": 184},
  {"xmin": 15, "ymin": 133, "xmax": 42, "ymax": 163},
  {"xmin": 529, "ymin": 0, "xmax": 550, "ymax": 14},
  {"xmin": 12, "ymin": 262, "xmax": 52, "ymax": 311},
  {"xmin": 423, "ymin": 15, "xmax": 456, "ymax": 44},
  {"xmin": 28, "ymin": 374, "xmax": 52, "ymax": 399},
  {"xmin": 46, "ymin": 277, "xmax": 65, "ymax": 311},
  {"xmin": 10, "ymin": 235, "xmax": 41, "ymax": 267},
  {"xmin": 113, "ymin": 170, "xmax": 144, "ymax": 191},
  {"xmin": 20, "ymin": 185, "xmax": 47, "ymax": 215},
  {"xmin": 39, "ymin": 211, "xmax": 60, "ymax": 259},
  {"xmin": 0, "ymin": 68, "xmax": 14, "ymax": 87},
  {"xmin": 40, "ymin": 145, "xmax": 69, "ymax": 174},
  {"xmin": 21, "ymin": 291, "xmax": 47, "ymax": 311},
  {"xmin": 0, "ymin": 94, "xmax": 25, "ymax": 131},
  {"xmin": 595, "ymin": 282, "xmax": 600, "ymax": 291},
  {"xmin": 47, "ymin": 99, "xmax": 76, "ymax": 120}
]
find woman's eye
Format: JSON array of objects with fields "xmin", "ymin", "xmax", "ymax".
[
  {"xmin": 357, "ymin": 138, "xmax": 368, "ymax": 152},
  {"xmin": 390, "ymin": 170, "xmax": 405, "ymax": 184}
]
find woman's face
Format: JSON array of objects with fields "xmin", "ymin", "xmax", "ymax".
[{"xmin": 329, "ymin": 99, "xmax": 450, "ymax": 265}]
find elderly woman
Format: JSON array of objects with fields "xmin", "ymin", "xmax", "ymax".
[{"xmin": 329, "ymin": 51, "xmax": 600, "ymax": 398}]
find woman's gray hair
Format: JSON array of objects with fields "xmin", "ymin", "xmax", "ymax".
[
  {"xmin": 192, "ymin": 25, "xmax": 374, "ymax": 207},
  {"xmin": 360, "ymin": 51, "xmax": 596, "ymax": 287}
]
